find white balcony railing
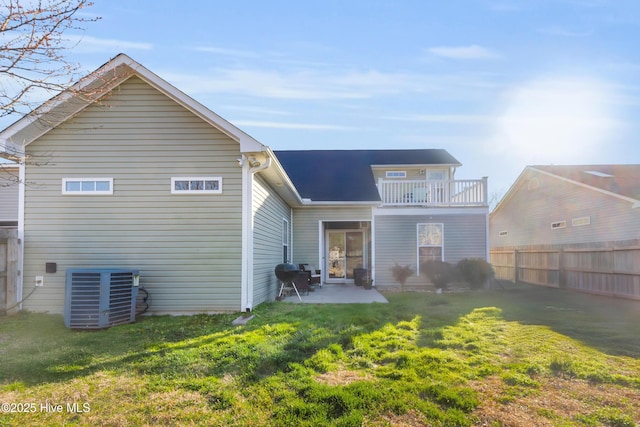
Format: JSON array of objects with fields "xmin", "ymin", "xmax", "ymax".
[{"xmin": 377, "ymin": 178, "xmax": 488, "ymax": 207}]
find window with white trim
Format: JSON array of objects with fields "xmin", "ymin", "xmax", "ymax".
[
  {"xmin": 62, "ymin": 178, "xmax": 113, "ymax": 195},
  {"xmin": 551, "ymin": 220, "xmax": 566, "ymax": 229},
  {"xmin": 572, "ymin": 216, "xmax": 591, "ymax": 227},
  {"xmin": 417, "ymin": 223, "xmax": 443, "ymax": 273},
  {"xmin": 171, "ymin": 177, "xmax": 222, "ymax": 194},
  {"xmin": 386, "ymin": 171, "xmax": 407, "ymax": 178},
  {"xmin": 283, "ymin": 219, "xmax": 290, "ymax": 263}
]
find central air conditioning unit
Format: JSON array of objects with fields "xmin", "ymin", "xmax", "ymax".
[{"xmin": 64, "ymin": 268, "xmax": 139, "ymax": 329}]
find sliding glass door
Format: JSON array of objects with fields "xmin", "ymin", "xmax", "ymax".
[{"xmin": 326, "ymin": 230, "xmax": 364, "ymax": 283}]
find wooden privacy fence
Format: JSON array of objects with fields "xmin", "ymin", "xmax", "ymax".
[
  {"xmin": 491, "ymin": 239, "xmax": 640, "ymax": 300},
  {"xmin": 0, "ymin": 228, "xmax": 20, "ymax": 315}
]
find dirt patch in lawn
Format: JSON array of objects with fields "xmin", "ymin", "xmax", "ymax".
[
  {"xmin": 364, "ymin": 410, "xmax": 430, "ymax": 426},
  {"xmin": 315, "ymin": 368, "xmax": 373, "ymax": 386},
  {"xmin": 470, "ymin": 375, "xmax": 640, "ymax": 426}
]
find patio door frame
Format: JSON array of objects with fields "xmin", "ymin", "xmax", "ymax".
[{"xmin": 324, "ymin": 228, "xmax": 366, "ymax": 284}]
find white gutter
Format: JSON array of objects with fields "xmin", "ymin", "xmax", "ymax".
[{"xmin": 298, "ymin": 200, "xmax": 381, "ymax": 207}]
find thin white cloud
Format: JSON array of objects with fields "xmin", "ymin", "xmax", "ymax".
[
  {"xmin": 538, "ymin": 26, "xmax": 593, "ymax": 37},
  {"xmin": 427, "ymin": 45, "xmax": 501, "ymax": 60},
  {"xmin": 65, "ymin": 34, "xmax": 153, "ymax": 53},
  {"xmin": 222, "ymin": 105, "xmax": 292, "ymax": 116},
  {"xmin": 385, "ymin": 114, "xmax": 494, "ymax": 124},
  {"xmin": 164, "ymin": 68, "xmax": 438, "ymax": 100},
  {"xmin": 192, "ymin": 46, "xmax": 260, "ymax": 58},
  {"xmin": 231, "ymin": 120, "xmax": 356, "ymax": 131}
]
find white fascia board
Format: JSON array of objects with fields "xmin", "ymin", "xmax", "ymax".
[
  {"xmin": 0, "ymin": 54, "xmax": 267, "ymax": 153},
  {"xmin": 0, "ymin": 55, "xmax": 135, "ymax": 144},
  {"xmin": 118, "ymin": 56, "xmax": 266, "ymax": 153},
  {"xmin": 259, "ymin": 147, "xmax": 305, "ymax": 205},
  {"xmin": 298, "ymin": 201, "xmax": 381, "ymax": 207},
  {"xmin": 490, "ymin": 166, "xmax": 532, "ymax": 218},
  {"xmin": 373, "ymin": 206, "xmax": 489, "ymax": 216},
  {"xmin": 370, "ymin": 162, "xmax": 461, "ymax": 168}
]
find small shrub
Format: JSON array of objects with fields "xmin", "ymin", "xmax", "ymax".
[
  {"xmin": 456, "ymin": 258, "xmax": 494, "ymax": 290},
  {"xmin": 421, "ymin": 260, "xmax": 455, "ymax": 290},
  {"xmin": 549, "ymin": 358, "xmax": 577, "ymax": 378},
  {"xmin": 390, "ymin": 262, "xmax": 415, "ymax": 291}
]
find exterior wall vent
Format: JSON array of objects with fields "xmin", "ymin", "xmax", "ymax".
[{"xmin": 64, "ymin": 268, "xmax": 139, "ymax": 329}]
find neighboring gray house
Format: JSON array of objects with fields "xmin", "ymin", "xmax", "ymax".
[
  {"xmin": 0, "ymin": 54, "xmax": 489, "ymax": 315},
  {"xmin": 490, "ymin": 165, "xmax": 640, "ymax": 247},
  {"xmin": 0, "ymin": 164, "xmax": 18, "ymax": 227}
]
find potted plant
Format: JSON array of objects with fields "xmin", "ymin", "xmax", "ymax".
[
  {"xmin": 390, "ymin": 262, "xmax": 414, "ymax": 292},
  {"xmin": 362, "ymin": 273, "xmax": 374, "ymax": 289}
]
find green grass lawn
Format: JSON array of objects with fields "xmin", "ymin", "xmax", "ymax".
[{"xmin": 1, "ymin": 283, "xmax": 639, "ymax": 426}]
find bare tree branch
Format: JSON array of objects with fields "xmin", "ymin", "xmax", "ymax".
[
  {"xmin": 0, "ymin": 0, "xmax": 100, "ymax": 187},
  {"xmin": 0, "ymin": 0, "xmax": 99, "ymax": 118}
]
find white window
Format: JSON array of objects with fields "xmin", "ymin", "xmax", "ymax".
[
  {"xmin": 283, "ymin": 219, "xmax": 290, "ymax": 263},
  {"xmin": 386, "ymin": 171, "xmax": 407, "ymax": 178},
  {"xmin": 417, "ymin": 223, "xmax": 444, "ymax": 273},
  {"xmin": 572, "ymin": 216, "xmax": 591, "ymax": 227},
  {"xmin": 62, "ymin": 178, "xmax": 113, "ymax": 195},
  {"xmin": 427, "ymin": 170, "xmax": 445, "ymax": 180},
  {"xmin": 171, "ymin": 177, "xmax": 222, "ymax": 194},
  {"xmin": 551, "ymin": 221, "xmax": 566, "ymax": 229}
]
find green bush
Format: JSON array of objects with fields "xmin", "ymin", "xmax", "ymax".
[
  {"xmin": 420, "ymin": 260, "xmax": 455, "ymax": 290},
  {"xmin": 455, "ymin": 258, "xmax": 494, "ymax": 290}
]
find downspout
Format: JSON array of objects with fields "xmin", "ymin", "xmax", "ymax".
[
  {"xmin": 240, "ymin": 154, "xmax": 271, "ymax": 312},
  {"xmin": 289, "ymin": 206, "xmax": 294, "ymax": 262},
  {"xmin": 17, "ymin": 161, "xmax": 25, "ymax": 308},
  {"xmin": 483, "ymin": 176, "xmax": 490, "ymax": 261}
]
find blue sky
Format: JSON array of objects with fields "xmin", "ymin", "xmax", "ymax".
[{"xmin": 5, "ymin": 0, "xmax": 640, "ymax": 197}]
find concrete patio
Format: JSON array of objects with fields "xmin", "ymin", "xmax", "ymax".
[{"xmin": 278, "ymin": 283, "xmax": 388, "ymax": 304}]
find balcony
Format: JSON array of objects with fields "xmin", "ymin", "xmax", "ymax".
[{"xmin": 377, "ymin": 177, "xmax": 488, "ymax": 207}]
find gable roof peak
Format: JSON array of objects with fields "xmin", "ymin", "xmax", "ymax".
[
  {"xmin": 531, "ymin": 164, "xmax": 640, "ymax": 202},
  {"xmin": 0, "ymin": 54, "xmax": 265, "ymax": 154}
]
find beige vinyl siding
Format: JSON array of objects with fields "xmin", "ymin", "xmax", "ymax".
[
  {"xmin": 374, "ymin": 213, "xmax": 487, "ymax": 289},
  {"xmin": 490, "ymin": 170, "xmax": 640, "ymax": 248},
  {"xmin": 292, "ymin": 207, "xmax": 372, "ymax": 269},
  {"xmin": 22, "ymin": 76, "xmax": 243, "ymax": 314},
  {"xmin": 0, "ymin": 168, "xmax": 18, "ymax": 223},
  {"xmin": 252, "ymin": 174, "xmax": 291, "ymax": 305},
  {"xmin": 371, "ymin": 167, "xmax": 450, "ymax": 182}
]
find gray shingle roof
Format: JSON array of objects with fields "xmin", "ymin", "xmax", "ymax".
[{"xmin": 274, "ymin": 149, "xmax": 460, "ymax": 202}]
